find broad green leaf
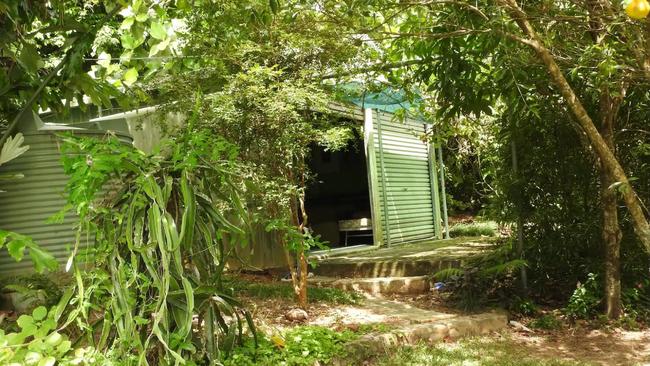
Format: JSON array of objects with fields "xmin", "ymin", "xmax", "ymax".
[
  {"xmin": 123, "ymin": 68, "xmax": 139, "ymax": 86},
  {"xmin": 45, "ymin": 332, "xmax": 63, "ymax": 346},
  {"xmin": 57, "ymin": 340, "xmax": 71, "ymax": 354},
  {"xmin": 120, "ymin": 16, "xmax": 135, "ymax": 30},
  {"xmin": 24, "ymin": 351, "xmax": 41, "ymax": 364},
  {"xmin": 149, "ymin": 22, "xmax": 167, "ymax": 40},
  {"xmin": 97, "ymin": 52, "xmax": 112, "ymax": 68},
  {"xmin": 18, "ymin": 44, "xmax": 42, "ymax": 73},
  {"xmin": 149, "ymin": 38, "xmax": 170, "ymax": 57},
  {"xmin": 17, "ymin": 315, "xmax": 33, "ymax": 329},
  {"xmin": 0, "ymin": 133, "xmax": 29, "ymax": 166},
  {"xmin": 32, "ymin": 306, "xmax": 47, "ymax": 321},
  {"xmin": 136, "ymin": 12, "xmax": 149, "ymax": 22},
  {"xmin": 0, "ymin": 230, "xmax": 8, "ymax": 248},
  {"xmin": 121, "ymin": 34, "xmax": 144, "ymax": 50},
  {"xmin": 28, "ymin": 246, "xmax": 58, "ymax": 273},
  {"xmin": 7, "ymin": 239, "xmax": 26, "ymax": 261},
  {"xmin": 38, "ymin": 356, "xmax": 56, "ymax": 366}
]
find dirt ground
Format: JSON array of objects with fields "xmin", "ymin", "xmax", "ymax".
[
  {"xmin": 236, "ymin": 274, "xmax": 650, "ymax": 365},
  {"xmin": 506, "ymin": 326, "xmax": 650, "ymax": 366}
]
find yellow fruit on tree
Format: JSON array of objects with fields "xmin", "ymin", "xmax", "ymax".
[{"xmin": 626, "ymin": 0, "xmax": 650, "ymax": 19}]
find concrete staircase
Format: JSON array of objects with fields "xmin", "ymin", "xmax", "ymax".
[{"xmin": 309, "ymin": 237, "xmax": 493, "ymax": 295}]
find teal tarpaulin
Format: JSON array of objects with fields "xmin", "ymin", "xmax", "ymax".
[{"xmin": 335, "ymin": 82, "xmax": 426, "ymax": 121}]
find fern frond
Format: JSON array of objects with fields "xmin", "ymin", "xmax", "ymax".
[{"xmin": 434, "ymin": 267, "xmax": 463, "ymax": 280}]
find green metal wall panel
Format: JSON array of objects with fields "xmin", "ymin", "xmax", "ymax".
[{"xmin": 371, "ymin": 112, "xmax": 439, "ymax": 245}]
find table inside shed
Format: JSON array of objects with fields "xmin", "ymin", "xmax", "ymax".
[{"xmin": 338, "ymin": 218, "xmax": 373, "ymax": 246}]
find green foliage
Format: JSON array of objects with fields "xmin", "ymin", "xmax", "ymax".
[
  {"xmin": 434, "ymin": 242, "xmax": 527, "ymax": 310},
  {"xmin": 510, "ymin": 297, "xmax": 538, "ymax": 317},
  {"xmin": 564, "ymin": 274, "xmax": 602, "ymax": 320},
  {"xmin": 266, "ymin": 219, "xmax": 329, "ymax": 255},
  {"xmin": 58, "ymin": 128, "xmax": 255, "ymax": 364},
  {"xmin": 449, "ymin": 221, "xmax": 498, "ymax": 238},
  {"xmin": 0, "ymin": 274, "xmax": 63, "ymax": 312},
  {"xmin": 224, "ymin": 326, "xmax": 357, "ymax": 366},
  {"xmin": 373, "ymin": 337, "xmax": 592, "ymax": 366},
  {"xmin": 0, "ymin": 305, "xmax": 107, "ymax": 365},
  {"xmin": 0, "ymin": 231, "xmax": 58, "ymax": 274},
  {"xmin": 622, "ymin": 278, "xmax": 650, "ymax": 322},
  {"xmin": 529, "ymin": 314, "xmax": 563, "ymax": 331}
]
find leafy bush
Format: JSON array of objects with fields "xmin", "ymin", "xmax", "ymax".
[
  {"xmin": 0, "ymin": 305, "xmax": 107, "ymax": 365},
  {"xmin": 58, "ymin": 128, "xmax": 255, "ymax": 364},
  {"xmin": 0, "ymin": 274, "xmax": 62, "ymax": 313},
  {"xmin": 510, "ymin": 297, "xmax": 538, "ymax": 317},
  {"xmin": 224, "ymin": 326, "xmax": 357, "ymax": 366},
  {"xmin": 434, "ymin": 242, "xmax": 526, "ymax": 310},
  {"xmin": 622, "ymin": 278, "xmax": 650, "ymax": 322},
  {"xmin": 564, "ymin": 273, "xmax": 602, "ymax": 320},
  {"xmin": 529, "ymin": 314, "xmax": 563, "ymax": 330},
  {"xmin": 449, "ymin": 221, "xmax": 498, "ymax": 237}
]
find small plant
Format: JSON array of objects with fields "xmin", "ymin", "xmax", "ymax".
[
  {"xmin": 529, "ymin": 313, "xmax": 563, "ymax": 330},
  {"xmin": 564, "ymin": 273, "xmax": 601, "ymax": 320},
  {"xmin": 0, "ymin": 274, "xmax": 62, "ymax": 313},
  {"xmin": 511, "ymin": 297, "xmax": 538, "ymax": 316},
  {"xmin": 622, "ymin": 278, "xmax": 650, "ymax": 322},
  {"xmin": 434, "ymin": 243, "xmax": 526, "ymax": 310},
  {"xmin": 0, "ymin": 231, "xmax": 58, "ymax": 274},
  {"xmin": 224, "ymin": 326, "xmax": 357, "ymax": 366},
  {"xmin": 0, "ymin": 305, "xmax": 106, "ymax": 365}
]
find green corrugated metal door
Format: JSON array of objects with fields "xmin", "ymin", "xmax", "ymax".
[{"xmin": 372, "ymin": 111, "xmax": 440, "ymax": 244}]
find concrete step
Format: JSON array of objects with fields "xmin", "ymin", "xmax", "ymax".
[
  {"xmin": 336, "ymin": 311, "xmax": 508, "ymax": 364},
  {"xmin": 309, "ymin": 275, "xmax": 433, "ymax": 295},
  {"xmin": 311, "ymin": 238, "xmax": 492, "ymax": 278},
  {"xmin": 312, "ymin": 257, "xmax": 462, "ymax": 278}
]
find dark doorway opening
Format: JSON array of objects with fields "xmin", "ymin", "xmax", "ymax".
[{"xmin": 306, "ymin": 132, "xmax": 373, "ymax": 249}]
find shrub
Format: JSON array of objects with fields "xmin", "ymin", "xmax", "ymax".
[
  {"xmin": 564, "ymin": 273, "xmax": 601, "ymax": 320},
  {"xmin": 434, "ymin": 242, "xmax": 526, "ymax": 310},
  {"xmin": 0, "ymin": 305, "xmax": 109, "ymax": 365},
  {"xmin": 529, "ymin": 314, "xmax": 563, "ymax": 330},
  {"xmin": 59, "ymin": 129, "xmax": 255, "ymax": 364}
]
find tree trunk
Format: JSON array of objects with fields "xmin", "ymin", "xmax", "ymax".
[
  {"xmin": 288, "ymin": 194, "xmax": 309, "ymax": 309},
  {"xmin": 599, "ymin": 92, "xmax": 623, "ymax": 319},
  {"xmin": 601, "ymin": 168, "xmax": 622, "ymax": 318},
  {"xmin": 502, "ymin": 0, "xmax": 650, "ymax": 254}
]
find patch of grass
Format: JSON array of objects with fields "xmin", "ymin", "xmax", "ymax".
[
  {"xmin": 449, "ymin": 221, "xmax": 498, "ymax": 237},
  {"xmin": 230, "ymin": 279, "xmax": 363, "ymax": 305},
  {"xmin": 372, "ymin": 337, "xmax": 594, "ymax": 366},
  {"xmin": 224, "ymin": 325, "xmax": 358, "ymax": 366}
]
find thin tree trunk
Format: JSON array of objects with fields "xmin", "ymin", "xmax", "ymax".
[
  {"xmin": 289, "ymin": 194, "xmax": 308, "ymax": 309},
  {"xmin": 511, "ymin": 141, "xmax": 528, "ymax": 295},
  {"xmin": 502, "ymin": 0, "xmax": 650, "ymax": 254},
  {"xmin": 600, "ymin": 92, "xmax": 623, "ymax": 319}
]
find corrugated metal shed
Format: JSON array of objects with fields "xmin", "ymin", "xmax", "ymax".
[{"xmin": 366, "ymin": 110, "xmax": 443, "ymax": 246}]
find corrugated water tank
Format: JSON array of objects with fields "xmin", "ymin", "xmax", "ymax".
[{"xmin": 0, "ymin": 113, "xmax": 132, "ymax": 273}]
